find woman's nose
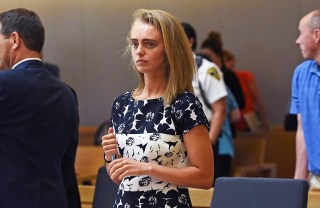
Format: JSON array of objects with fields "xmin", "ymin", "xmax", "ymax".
[{"xmin": 136, "ymin": 45, "xmax": 145, "ymax": 56}]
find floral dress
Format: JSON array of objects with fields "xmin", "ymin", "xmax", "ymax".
[{"xmin": 111, "ymin": 91, "xmax": 209, "ymax": 208}]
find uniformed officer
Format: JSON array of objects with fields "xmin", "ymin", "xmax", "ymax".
[{"xmin": 183, "ymin": 22, "xmax": 240, "ymax": 186}]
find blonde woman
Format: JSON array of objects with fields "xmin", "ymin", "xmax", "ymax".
[{"xmin": 102, "ymin": 9, "xmax": 213, "ymax": 207}]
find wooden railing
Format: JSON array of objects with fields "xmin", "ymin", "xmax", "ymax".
[
  {"xmin": 78, "ymin": 185, "xmax": 320, "ymax": 208},
  {"xmin": 76, "ymin": 126, "xmax": 318, "ymax": 207},
  {"xmin": 78, "ymin": 185, "xmax": 214, "ymax": 208},
  {"xmin": 77, "ymin": 126, "xmax": 297, "ymax": 182}
]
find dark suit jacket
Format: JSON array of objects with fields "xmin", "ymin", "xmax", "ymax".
[
  {"xmin": 0, "ymin": 60, "xmax": 80, "ymax": 208},
  {"xmin": 43, "ymin": 62, "xmax": 60, "ymax": 79}
]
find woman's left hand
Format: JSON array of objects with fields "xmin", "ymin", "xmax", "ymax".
[{"xmin": 108, "ymin": 158, "xmax": 151, "ymax": 180}]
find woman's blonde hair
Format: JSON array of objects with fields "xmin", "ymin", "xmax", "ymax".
[{"xmin": 126, "ymin": 9, "xmax": 195, "ymax": 105}]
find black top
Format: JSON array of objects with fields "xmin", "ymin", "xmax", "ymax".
[{"xmin": 221, "ymin": 68, "xmax": 245, "ymax": 110}]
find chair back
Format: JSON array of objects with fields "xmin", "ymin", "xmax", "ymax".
[
  {"xmin": 94, "ymin": 120, "xmax": 111, "ymax": 145},
  {"xmin": 92, "ymin": 166, "xmax": 119, "ymax": 208},
  {"xmin": 210, "ymin": 177, "xmax": 309, "ymax": 208}
]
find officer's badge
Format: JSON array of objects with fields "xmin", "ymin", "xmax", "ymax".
[{"xmin": 207, "ymin": 67, "xmax": 220, "ymax": 80}]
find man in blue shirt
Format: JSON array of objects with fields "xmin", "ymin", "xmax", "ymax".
[{"xmin": 291, "ymin": 9, "xmax": 320, "ymax": 190}]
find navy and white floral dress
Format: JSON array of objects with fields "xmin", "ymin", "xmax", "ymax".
[{"xmin": 111, "ymin": 91, "xmax": 209, "ymax": 208}]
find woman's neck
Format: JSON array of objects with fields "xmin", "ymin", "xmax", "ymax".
[{"xmin": 135, "ymin": 75, "xmax": 167, "ymax": 100}]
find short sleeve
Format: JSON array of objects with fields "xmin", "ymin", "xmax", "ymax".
[
  {"xmin": 110, "ymin": 93, "xmax": 128, "ymax": 133},
  {"xmin": 200, "ymin": 61, "xmax": 227, "ymax": 104},
  {"xmin": 290, "ymin": 67, "xmax": 300, "ymax": 114},
  {"xmin": 172, "ymin": 92, "xmax": 209, "ymax": 136},
  {"xmin": 110, "ymin": 97, "xmax": 117, "ymax": 128}
]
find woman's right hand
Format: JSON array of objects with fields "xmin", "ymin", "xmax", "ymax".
[{"xmin": 101, "ymin": 127, "xmax": 119, "ymax": 162}]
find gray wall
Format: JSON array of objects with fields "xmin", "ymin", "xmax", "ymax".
[{"xmin": 1, "ymin": 0, "xmax": 320, "ymax": 126}]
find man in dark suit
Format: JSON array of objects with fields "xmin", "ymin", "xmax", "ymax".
[
  {"xmin": 43, "ymin": 62, "xmax": 60, "ymax": 78},
  {"xmin": 0, "ymin": 8, "xmax": 80, "ymax": 208},
  {"xmin": 41, "ymin": 52, "xmax": 61, "ymax": 79}
]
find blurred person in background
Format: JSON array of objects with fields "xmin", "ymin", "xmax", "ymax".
[{"xmin": 223, "ymin": 49, "xmax": 269, "ymax": 132}]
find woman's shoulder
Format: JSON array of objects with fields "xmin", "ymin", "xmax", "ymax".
[
  {"xmin": 113, "ymin": 91, "xmax": 133, "ymax": 104},
  {"xmin": 171, "ymin": 91, "xmax": 209, "ymax": 131},
  {"xmin": 175, "ymin": 91, "xmax": 198, "ymax": 100},
  {"xmin": 171, "ymin": 91, "xmax": 201, "ymax": 107}
]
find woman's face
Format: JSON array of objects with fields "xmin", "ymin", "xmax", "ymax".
[
  {"xmin": 130, "ymin": 21, "xmax": 166, "ymax": 75},
  {"xmin": 200, "ymin": 48, "xmax": 221, "ymax": 67},
  {"xmin": 225, "ymin": 58, "xmax": 235, "ymax": 70}
]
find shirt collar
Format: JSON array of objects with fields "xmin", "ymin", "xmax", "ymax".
[{"xmin": 12, "ymin": 58, "xmax": 42, "ymax": 69}]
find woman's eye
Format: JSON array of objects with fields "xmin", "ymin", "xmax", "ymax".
[
  {"xmin": 131, "ymin": 41, "xmax": 138, "ymax": 48},
  {"xmin": 146, "ymin": 41, "xmax": 155, "ymax": 48}
]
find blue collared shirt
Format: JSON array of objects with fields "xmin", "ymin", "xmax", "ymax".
[
  {"xmin": 218, "ymin": 87, "xmax": 238, "ymax": 157},
  {"xmin": 290, "ymin": 60, "xmax": 320, "ymax": 175}
]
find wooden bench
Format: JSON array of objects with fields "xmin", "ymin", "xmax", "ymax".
[
  {"xmin": 79, "ymin": 185, "xmax": 95, "ymax": 208},
  {"xmin": 265, "ymin": 134, "xmax": 296, "ymax": 178},
  {"xmin": 232, "ymin": 138, "xmax": 276, "ymax": 177},
  {"xmin": 75, "ymin": 146, "xmax": 105, "ymax": 185},
  {"xmin": 308, "ymin": 191, "xmax": 320, "ymax": 208},
  {"xmin": 236, "ymin": 130, "xmax": 296, "ymax": 178},
  {"xmin": 79, "ymin": 126, "xmax": 97, "ymax": 145}
]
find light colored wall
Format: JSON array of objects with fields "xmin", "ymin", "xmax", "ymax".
[{"xmin": 1, "ymin": 0, "xmax": 319, "ymax": 126}]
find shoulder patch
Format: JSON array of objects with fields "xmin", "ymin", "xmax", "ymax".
[{"xmin": 207, "ymin": 67, "xmax": 220, "ymax": 80}]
